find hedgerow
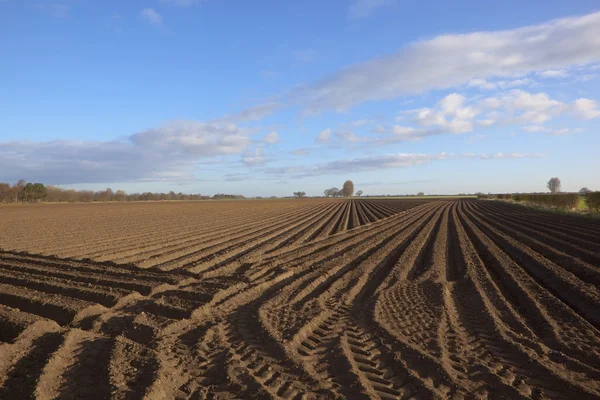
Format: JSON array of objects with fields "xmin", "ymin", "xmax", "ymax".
[
  {"xmin": 511, "ymin": 193, "xmax": 580, "ymax": 210},
  {"xmin": 586, "ymin": 192, "xmax": 600, "ymax": 212}
]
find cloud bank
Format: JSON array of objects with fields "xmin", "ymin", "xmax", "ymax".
[{"xmin": 297, "ymin": 12, "xmax": 600, "ymax": 113}]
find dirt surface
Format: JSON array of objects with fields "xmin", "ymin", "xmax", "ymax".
[{"xmin": 0, "ymin": 199, "xmax": 599, "ymax": 399}]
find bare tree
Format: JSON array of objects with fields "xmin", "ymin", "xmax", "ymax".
[
  {"xmin": 547, "ymin": 177, "xmax": 561, "ymax": 193},
  {"xmin": 356, "ymin": 190, "xmax": 363, "ymax": 197},
  {"xmin": 293, "ymin": 191, "xmax": 306, "ymax": 198},
  {"xmin": 417, "ymin": 192, "xmax": 425, "ymax": 196},
  {"xmin": 342, "ymin": 180, "xmax": 354, "ymax": 197},
  {"xmin": 324, "ymin": 187, "xmax": 340, "ymax": 197},
  {"xmin": 579, "ymin": 187, "xmax": 592, "ymax": 194},
  {"xmin": 13, "ymin": 179, "xmax": 26, "ymax": 202},
  {"xmin": 0, "ymin": 183, "xmax": 11, "ymax": 203}
]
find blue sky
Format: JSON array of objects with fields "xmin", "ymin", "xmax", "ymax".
[{"xmin": 1, "ymin": 0, "xmax": 599, "ymax": 196}]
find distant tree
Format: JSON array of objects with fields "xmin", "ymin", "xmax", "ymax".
[
  {"xmin": 579, "ymin": 187, "xmax": 592, "ymax": 194},
  {"xmin": 342, "ymin": 180, "xmax": 354, "ymax": 197},
  {"xmin": 293, "ymin": 191, "xmax": 306, "ymax": 198},
  {"xmin": 356, "ymin": 190, "xmax": 363, "ymax": 197},
  {"xmin": 0, "ymin": 183, "xmax": 12, "ymax": 203},
  {"xmin": 114, "ymin": 190, "xmax": 127, "ymax": 202},
  {"xmin": 22, "ymin": 183, "xmax": 46, "ymax": 202},
  {"xmin": 13, "ymin": 179, "xmax": 26, "ymax": 202},
  {"xmin": 324, "ymin": 187, "xmax": 340, "ymax": 197},
  {"xmin": 417, "ymin": 192, "xmax": 425, "ymax": 196},
  {"xmin": 547, "ymin": 177, "xmax": 561, "ymax": 193}
]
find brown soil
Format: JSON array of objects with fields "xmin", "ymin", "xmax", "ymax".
[{"xmin": 0, "ymin": 199, "xmax": 599, "ymax": 399}]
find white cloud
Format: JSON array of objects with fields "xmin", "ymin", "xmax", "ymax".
[
  {"xmin": 130, "ymin": 121, "xmax": 251, "ymax": 156},
  {"xmin": 348, "ymin": 0, "xmax": 393, "ymax": 19},
  {"xmin": 315, "ymin": 128, "xmax": 332, "ymax": 143},
  {"xmin": 297, "ymin": 11, "xmax": 600, "ymax": 113},
  {"xmin": 349, "ymin": 119, "xmax": 372, "ymax": 126},
  {"xmin": 241, "ymin": 146, "xmax": 268, "ymax": 166},
  {"xmin": 477, "ymin": 118, "xmax": 496, "ymax": 127},
  {"xmin": 549, "ymin": 128, "xmax": 582, "ymax": 136},
  {"xmin": 265, "ymin": 152, "xmax": 545, "ymax": 177},
  {"xmin": 521, "ymin": 125, "xmax": 548, "ymax": 132},
  {"xmin": 521, "ymin": 125, "xmax": 583, "ymax": 135},
  {"xmin": 468, "ymin": 78, "xmax": 531, "ymax": 90},
  {"xmin": 349, "ymin": 90, "xmax": 598, "ymax": 145},
  {"xmin": 221, "ymin": 102, "xmax": 280, "ymax": 123},
  {"xmin": 537, "ymin": 69, "xmax": 568, "ymax": 78},
  {"xmin": 0, "ymin": 120, "xmax": 259, "ymax": 185},
  {"xmin": 335, "ymin": 131, "xmax": 367, "ymax": 143},
  {"xmin": 573, "ymin": 98, "xmax": 600, "ymax": 119},
  {"xmin": 410, "ymin": 93, "xmax": 480, "ymax": 134},
  {"xmin": 263, "ymin": 131, "xmax": 279, "ymax": 143},
  {"xmin": 141, "ymin": 8, "xmax": 163, "ymax": 26},
  {"xmin": 479, "ymin": 89, "xmax": 568, "ymax": 124}
]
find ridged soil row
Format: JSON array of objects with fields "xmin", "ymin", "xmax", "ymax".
[
  {"xmin": 472, "ymin": 201, "xmax": 600, "ymax": 271},
  {"xmin": 199, "ymin": 202, "xmax": 442, "ymax": 321},
  {"xmin": 260, "ymin": 203, "xmax": 444, "ymax": 343},
  {"xmin": 188, "ymin": 201, "xmax": 350, "ymax": 275},
  {"xmin": 483, "ymin": 201, "xmax": 600, "ymax": 242},
  {"xmin": 98, "ymin": 201, "xmax": 338, "ymax": 266},
  {"xmin": 462, "ymin": 201, "xmax": 600, "ymax": 330},
  {"xmin": 450, "ymin": 201, "xmax": 600, "ymax": 397},
  {"xmin": 0, "ymin": 251, "xmax": 180, "ymax": 285},
  {"xmin": 357, "ymin": 200, "xmax": 383, "ymax": 223},
  {"xmin": 137, "ymin": 201, "xmax": 345, "ymax": 271},
  {"xmin": 258, "ymin": 201, "xmax": 443, "ymax": 278},
  {"xmin": 354, "ymin": 200, "xmax": 370, "ymax": 226},
  {"xmin": 467, "ymin": 201, "xmax": 600, "ymax": 287},
  {"xmin": 480, "ymin": 201, "xmax": 600, "ymax": 247},
  {"xmin": 4, "ymin": 201, "xmax": 318, "ymax": 259},
  {"xmin": 369, "ymin": 201, "xmax": 600, "ymax": 397},
  {"xmin": 456, "ymin": 203, "xmax": 600, "ymax": 394},
  {"xmin": 273, "ymin": 203, "xmax": 453, "ymax": 398},
  {"xmin": 288, "ymin": 200, "xmax": 379, "ymax": 246},
  {"xmin": 188, "ymin": 203, "xmax": 445, "ymax": 398},
  {"xmin": 307, "ymin": 201, "xmax": 351, "ymax": 242},
  {"xmin": 262, "ymin": 202, "xmax": 352, "ymax": 256},
  {"xmin": 337, "ymin": 203, "xmax": 459, "ymax": 399}
]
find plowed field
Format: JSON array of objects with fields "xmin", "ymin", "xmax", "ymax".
[{"xmin": 0, "ymin": 199, "xmax": 599, "ymax": 399}]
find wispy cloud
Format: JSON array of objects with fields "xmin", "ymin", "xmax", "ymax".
[
  {"xmin": 34, "ymin": 3, "xmax": 69, "ymax": 18},
  {"xmin": 537, "ymin": 69, "xmax": 569, "ymax": 78},
  {"xmin": 265, "ymin": 152, "xmax": 546, "ymax": 178},
  {"xmin": 290, "ymin": 148, "xmax": 310, "ymax": 156},
  {"xmin": 160, "ymin": 0, "xmax": 205, "ymax": 6},
  {"xmin": 315, "ymin": 128, "xmax": 332, "ymax": 143},
  {"xmin": 296, "ymin": 12, "xmax": 600, "ymax": 114},
  {"xmin": 348, "ymin": 0, "xmax": 393, "ymax": 20},
  {"xmin": 294, "ymin": 48, "xmax": 318, "ymax": 63},
  {"xmin": 220, "ymin": 102, "xmax": 281, "ymax": 123},
  {"xmin": 263, "ymin": 131, "xmax": 279, "ymax": 143},
  {"xmin": 141, "ymin": 8, "xmax": 164, "ymax": 28},
  {"xmin": 241, "ymin": 146, "xmax": 268, "ymax": 167}
]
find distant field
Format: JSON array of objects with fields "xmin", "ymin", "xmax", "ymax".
[
  {"xmin": 0, "ymin": 198, "xmax": 599, "ymax": 399},
  {"xmin": 361, "ymin": 195, "xmax": 476, "ymax": 200}
]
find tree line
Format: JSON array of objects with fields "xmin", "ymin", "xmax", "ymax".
[
  {"xmin": 0, "ymin": 180, "xmax": 244, "ymax": 204},
  {"xmin": 323, "ymin": 180, "xmax": 361, "ymax": 197}
]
